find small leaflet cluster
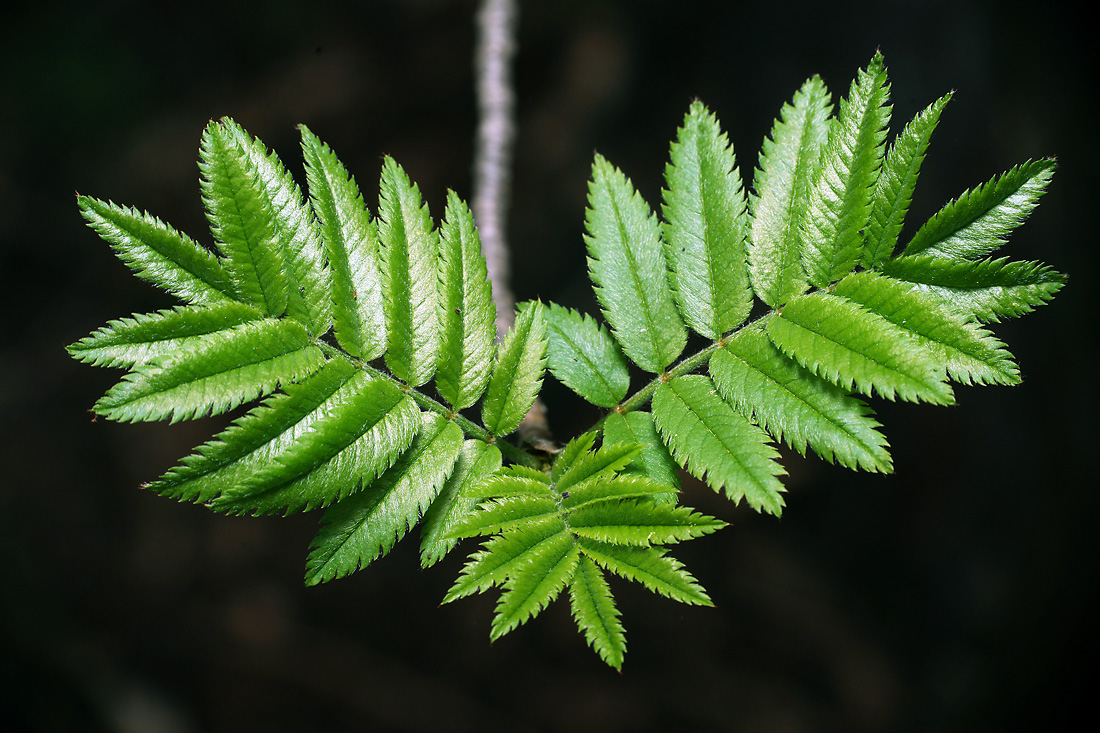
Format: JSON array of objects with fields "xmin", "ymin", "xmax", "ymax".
[{"xmin": 70, "ymin": 53, "xmax": 1063, "ymax": 669}]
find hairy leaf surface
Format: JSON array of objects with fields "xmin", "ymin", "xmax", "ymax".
[
  {"xmin": 199, "ymin": 119, "xmax": 289, "ymax": 316},
  {"xmin": 482, "ymin": 301, "xmax": 548, "ymax": 436},
  {"xmin": 78, "ymin": 196, "xmax": 235, "ymax": 305},
  {"xmin": 767, "ymin": 291, "xmax": 954, "ymax": 404},
  {"xmin": 881, "ymin": 254, "xmax": 1066, "ymax": 323}
]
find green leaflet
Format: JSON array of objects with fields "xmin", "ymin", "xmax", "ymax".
[
  {"xmin": 200, "ymin": 119, "xmax": 289, "ymax": 316},
  {"xmin": 652, "ymin": 375, "xmax": 786, "ymax": 515},
  {"xmin": 435, "ymin": 191, "xmax": 497, "ymax": 409},
  {"xmin": 148, "ymin": 360, "xmax": 416, "ymax": 506},
  {"xmin": 93, "ymin": 317, "xmax": 324, "ymax": 423},
  {"xmin": 419, "ymin": 440, "xmax": 503, "ymax": 568},
  {"xmin": 662, "ymin": 101, "xmax": 752, "ymax": 338},
  {"xmin": 304, "ymin": 412, "xmax": 463, "ymax": 584},
  {"xmin": 300, "ymin": 125, "xmax": 388, "ymax": 360},
  {"xmin": 445, "ymin": 435, "xmax": 722, "ymax": 669},
  {"xmin": 749, "ymin": 75, "xmax": 832, "ymax": 307},
  {"xmin": 225, "ymin": 120, "xmax": 332, "ymax": 335},
  {"xmin": 78, "ymin": 196, "xmax": 235, "ymax": 306},
  {"xmin": 379, "ymin": 156, "xmax": 440, "ymax": 387},
  {"xmin": 710, "ymin": 326, "xmax": 892, "ymax": 473},
  {"xmin": 863, "ymin": 93, "xmax": 952, "ymax": 268},
  {"xmin": 586, "ymin": 155, "xmax": 687, "ymax": 372},
  {"xmin": 801, "ymin": 53, "xmax": 891, "ymax": 288},
  {"xmin": 481, "ymin": 301, "xmax": 548, "ymax": 436},
  {"xmin": 68, "ymin": 302, "xmax": 263, "ymax": 369},
  {"xmin": 601, "ymin": 411, "xmax": 680, "ymax": 497},
  {"xmin": 767, "ymin": 291, "xmax": 954, "ymax": 404},
  {"xmin": 904, "ymin": 158, "xmax": 1055, "ymax": 260},
  {"xmin": 833, "ymin": 270, "xmax": 1019, "ymax": 386},
  {"xmin": 543, "ymin": 303, "xmax": 630, "ymax": 408},
  {"xmin": 569, "ymin": 555, "xmax": 626, "ymax": 670},
  {"xmin": 881, "ymin": 254, "xmax": 1066, "ymax": 323}
]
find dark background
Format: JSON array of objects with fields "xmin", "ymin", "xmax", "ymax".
[{"xmin": 1, "ymin": 1, "xmax": 1094, "ymax": 731}]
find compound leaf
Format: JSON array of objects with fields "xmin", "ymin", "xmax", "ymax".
[
  {"xmin": 578, "ymin": 539, "xmax": 712, "ymax": 607},
  {"xmin": 662, "ymin": 101, "xmax": 752, "ymax": 338}
]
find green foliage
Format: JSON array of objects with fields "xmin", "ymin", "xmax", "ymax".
[{"xmin": 70, "ymin": 55, "xmax": 1063, "ymax": 669}]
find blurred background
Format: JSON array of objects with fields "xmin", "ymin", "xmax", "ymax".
[{"xmin": 1, "ymin": 1, "xmax": 1094, "ymax": 730}]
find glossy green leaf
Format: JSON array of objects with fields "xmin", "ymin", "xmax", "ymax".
[
  {"xmin": 419, "ymin": 440, "xmax": 502, "ymax": 568},
  {"xmin": 226, "ymin": 120, "xmax": 331, "ymax": 334},
  {"xmin": 881, "ymin": 254, "xmax": 1066, "ymax": 323},
  {"xmin": 662, "ymin": 101, "xmax": 752, "ymax": 338},
  {"xmin": 543, "ymin": 303, "xmax": 630, "ymax": 408},
  {"xmin": 710, "ymin": 326, "xmax": 892, "ymax": 472},
  {"xmin": 766, "ymin": 291, "xmax": 954, "ymax": 404},
  {"xmin": 300, "ymin": 125, "xmax": 387, "ymax": 359},
  {"xmin": 585, "ymin": 155, "xmax": 686, "ymax": 372},
  {"xmin": 379, "ymin": 156, "xmax": 440, "ymax": 386},
  {"xmin": 77, "ymin": 196, "xmax": 235, "ymax": 305},
  {"xmin": 304, "ymin": 412, "xmax": 463, "ymax": 584},
  {"xmin": 93, "ymin": 317, "xmax": 324, "ymax": 423},
  {"xmin": 801, "ymin": 53, "xmax": 891, "ymax": 287},
  {"xmin": 577, "ymin": 539, "xmax": 712, "ymax": 607},
  {"xmin": 602, "ymin": 411, "xmax": 680, "ymax": 498},
  {"xmin": 199, "ymin": 118, "xmax": 289, "ymax": 316},
  {"xmin": 833, "ymin": 270, "xmax": 1019, "ymax": 386},
  {"xmin": 749, "ymin": 75, "xmax": 832, "ymax": 307},
  {"xmin": 863, "ymin": 93, "xmax": 951, "ymax": 268},
  {"xmin": 481, "ymin": 301, "xmax": 548, "ymax": 436},
  {"xmin": 652, "ymin": 375, "xmax": 786, "ymax": 515},
  {"xmin": 905, "ymin": 159, "xmax": 1055, "ymax": 260},
  {"xmin": 68, "ymin": 302, "xmax": 263, "ymax": 369},
  {"xmin": 569, "ymin": 555, "xmax": 626, "ymax": 670},
  {"xmin": 435, "ymin": 191, "xmax": 497, "ymax": 409}
]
